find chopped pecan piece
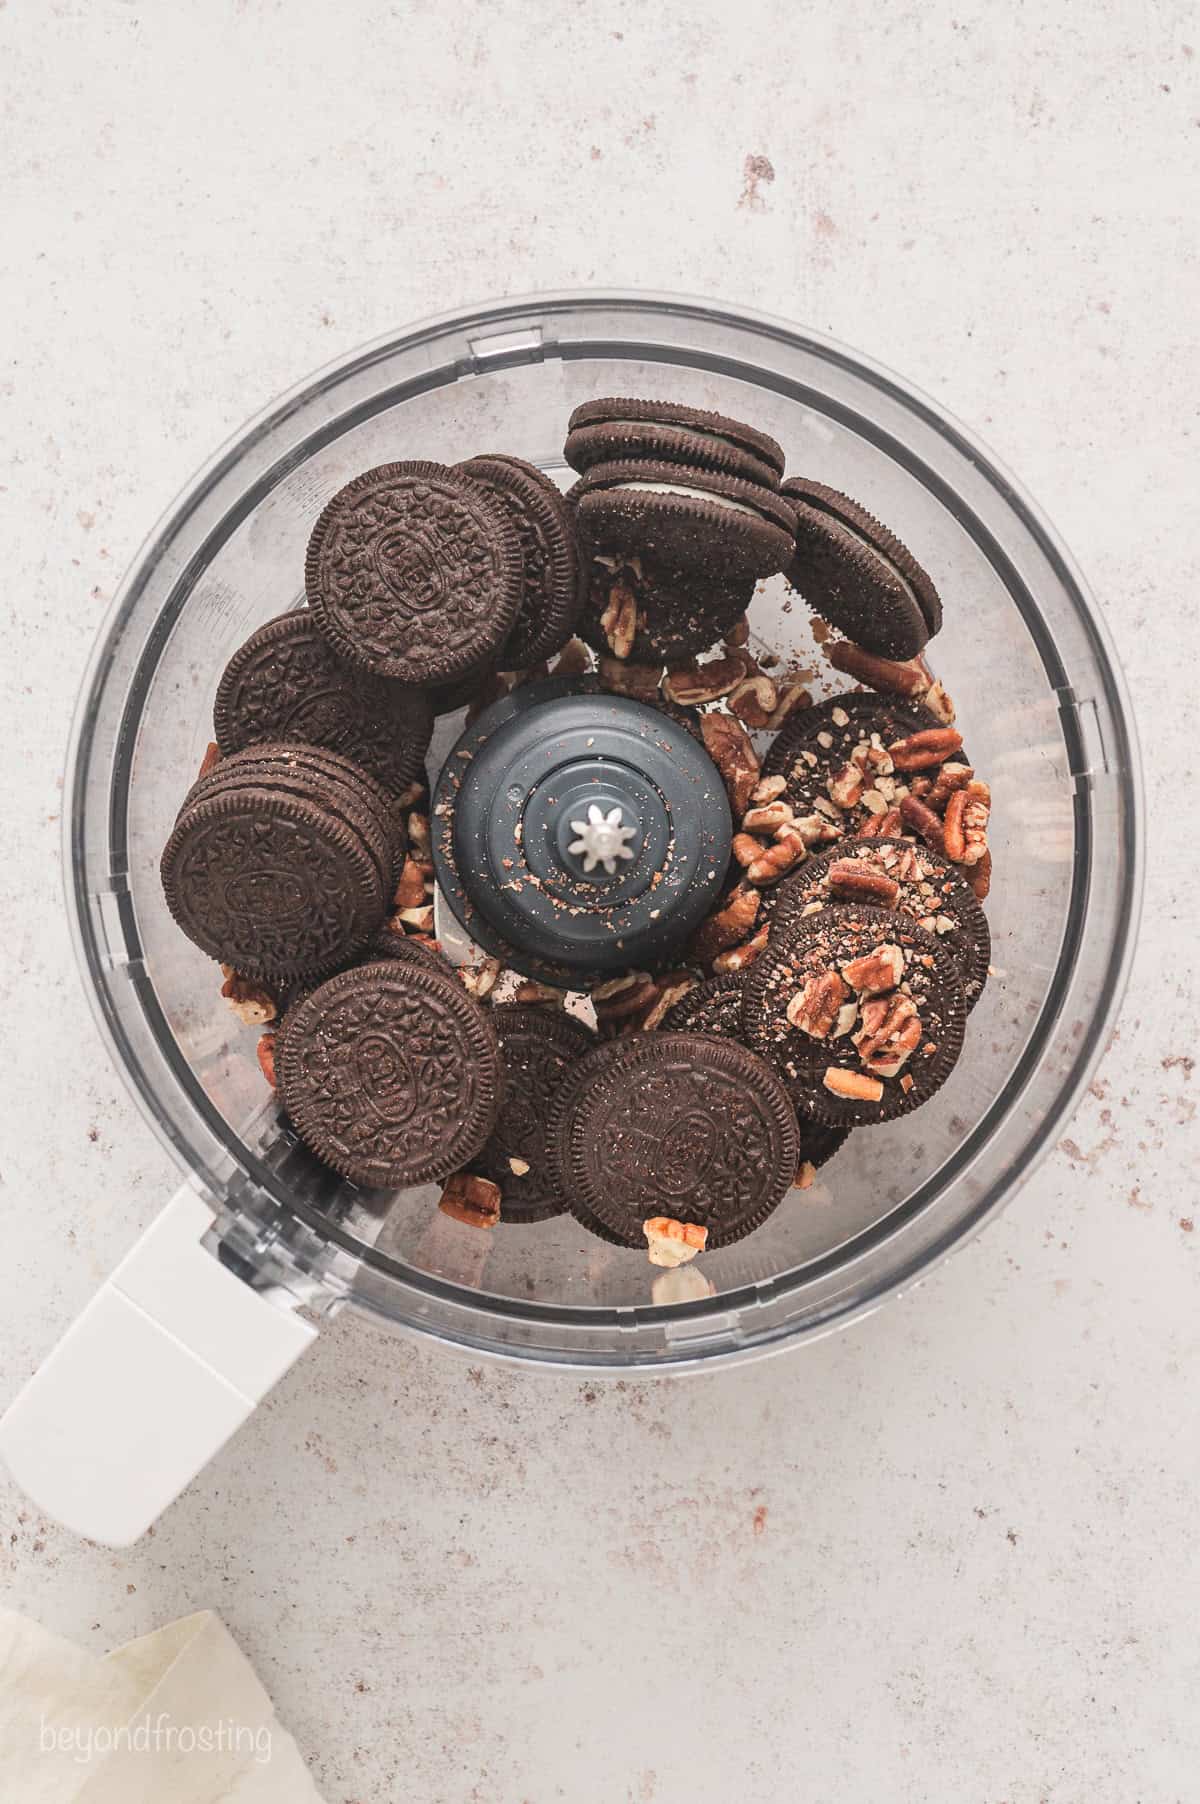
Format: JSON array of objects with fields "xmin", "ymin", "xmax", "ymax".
[
  {"xmin": 663, "ymin": 649, "xmax": 751, "ymax": 705},
  {"xmin": 842, "ymin": 942, "xmax": 905, "ymax": 995},
  {"xmin": 700, "ymin": 711, "xmax": 760, "ymax": 818},
  {"xmin": 723, "ymin": 615, "xmax": 751, "ymax": 649},
  {"xmin": 923, "ymin": 681, "xmax": 956, "ymax": 726},
  {"xmin": 595, "ymin": 975, "xmax": 660, "ymax": 1027},
  {"xmin": 257, "ymin": 1031, "xmax": 277, "ymax": 1088},
  {"xmin": 197, "ymin": 740, "xmax": 222, "ymax": 779},
  {"xmin": 689, "ymin": 883, "xmax": 761, "ymax": 964},
  {"xmin": 712, "ymin": 923, "xmax": 770, "ymax": 972},
  {"xmin": 828, "ymin": 763, "xmax": 865, "ymax": 810},
  {"xmin": 861, "ymin": 805, "xmax": 905, "ymax": 837},
  {"xmin": 643, "ymin": 1217, "xmax": 708, "ymax": 1268},
  {"xmin": 765, "ymin": 677, "xmax": 812, "ymax": 731},
  {"xmin": 438, "ymin": 1173, "xmax": 501, "ymax": 1229},
  {"xmin": 750, "ymin": 775, "xmax": 787, "ymax": 805},
  {"xmin": 853, "ymin": 994, "xmax": 922, "ymax": 1077},
  {"xmin": 512, "ymin": 979, "xmax": 563, "ymax": 1007},
  {"xmin": 407, "ymin": 811, "xmax": 431, "ymax": 857},
  {"xmin": 728, "ymin": 674, "xmax": 779, "ymax": 730},
  {"xmin": 394, "ymin": 904, "xmax": 435, "ymax": 933},
  {"xmin": 787, "ymin": 969, "xmax": 849, "ymax": 1037},
  {"xmin": 742, "ymin": 799, "xmax": 795, "ymax": 834},
  {"xmin": 641, "ymin": 973, "xmax": 698, "ymax": 1031},
  {"xmin": 220, "ymin": 968, "xmax": 278, "ymax": 1027},
  {"xmin": 459, "ymin": 956, "xmax": 504, "ymax": 1000},
  {"xmin": 887, "ymin": 727, "xmax": 964, "ymax": 771},
  {"xmin": 969, "ymin": 849, "xmax": 992, "ymax": 900},
  {"xmin": 823, "ymin": 1067, "xmax": 884, "ymax": 1102},
  {"xmin": 600, "ymin": 580, "xmax": 638, "ymax": 659},
  {"xmin": 827, "ymin": 859, "xmax": 900, "ymax": 907},
  {"xmin": 392, "ymin": 857, "xmax": 428, "ymax": 910}
]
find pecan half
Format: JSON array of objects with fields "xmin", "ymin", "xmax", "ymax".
[
  {"xmin": 689, "ymin": 883, "xmax": 761, "ymax": 964},
  {"xmin": 728, "ymin": 674, "xmax": 779, "ymax": 730},
  {"xmin": 597, "ymin": 657, "xmax": 663, "ymax": 701},
  {"xmin": 943, "ymin": 779, "xmax": 990, "ymax": 866},
  {"xmin": 827, "ymin": 859, "xmax": 901, "ymax": 907},
  {"xmin": 746, "ymin": 833, "xmax": 806, "ymax": 885},
  {"xmin": 823, "ymin": 1067, "xmax": 884, "ymax": 1102},
  {"xmin": 700, "ymin": 711, "xmax": 760, "ymax": 818},
  {"xmin": 842, "ymin": 942, "xmax": 905, "ymax": 995},
  {"xmin": 853, "ymin": 994, "xmax": 922, "ymax": 1077},
  {"xmin": 887, "ymin": 727, "xmax": 964, "ymax": 771},
  {"xmin": 712, "ymin": 923, "xmax": 770, "ymax": 972},
  {"xmin": 663, "ymin": 649, "xmax": 751, "ymax": 705},
  {"xmin": 969, "ymin": 849, "xmax": 992, "ymax": 900},
  {"xmin": 826, "ymin": 641, "xmax": 933, "ymax": 700},
  {"xmin": 926, "ymin": 762, "xmax": 975, "ymax": 812},
  {"xmin": 643, "ymin": 1217, "xmax": 708, "ymax": 1268},
  {"xmin": 787, "ymin": 969, "xmax": 849, "ymax": 1037},
  {"xmin": 438, "ymin": 1173, "xmax": 501, "ymax": 1229},
  {"xmin": 742, "ymin": 799, "xmax": 795, "ymax": 834},
  {"xmin": 600, "ymin": 580, "xmax": 638, "ymax": 659},
  {"xmin": 899, "ymin": 793, "xmax": 945, "ymax": 852}
]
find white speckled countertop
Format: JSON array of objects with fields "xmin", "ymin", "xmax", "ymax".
[{"xmin": 3, "ymin": 4, "xmax": 1197, "ymax": 1799}]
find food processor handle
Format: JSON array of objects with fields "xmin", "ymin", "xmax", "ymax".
[{"xmin": 0, "ymin": 1188, "xmax": 317, "ymax": 1547}]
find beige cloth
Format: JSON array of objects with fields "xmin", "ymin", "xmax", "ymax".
[{"xmin": 0, "ymin": 1609, "xmax": 324, "ymax": 1802}]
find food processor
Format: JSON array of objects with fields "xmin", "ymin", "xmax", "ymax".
[{"xmin": 0, "ymin": 294, "xmax": 1141, "ymax": 1546}]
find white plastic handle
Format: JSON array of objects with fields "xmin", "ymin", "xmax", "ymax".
[{"xmin": 0, "ymin": 1189, "xmax": 317, "ymax": 1546}]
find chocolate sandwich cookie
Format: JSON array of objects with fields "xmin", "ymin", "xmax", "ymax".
[
  {"xmin": 566, "ymin": 397, "xmax": 786, "ymax": 483},
  {"xmin": 762, "ymin": 694, "xmax": 965, "ymax": 843},
  {"xmin": 573, "ymin": 461, "xmax": 797, "ymax": 583},
  {"xmin": 276, "ymin": 959, "xmax": 503, "ymax": 1189},
  {"xmin": 469, "ymin": 1006, "xmax": 595, "ymax": 1223},
  {"xmin": 782, "ymin": 479, "xmax": 942, "ymax": 660},
  {"xmin": 661, "ymin": 971, "xmax": 750, "ymax": 1041},
  {"xmin": 214, "ymin": 611, "xmax": 433, "ymax": 795},
  {"xmin": 742, "ymin": 903, "xmax": 967, "ymax": 1127},
  {"xmin": 182, "ymin": 742, "xmax": 403, "ymax": 902},
  {"xmin": 456, "ymin": 455, "xmax": 583, "ymax": 667},
  {"xmin": 162, "ymin": 751, "xmax": 395, "ymax": 980},
  {"xmin": 306, "ymin": 461, "xmax": 523, "ymax": 686},
  {"xmin": 579, "ymin": 552, "xmax": 753, "ymax": 663},
  {"xmin": 548, "ymin": 1032, "xmax": 798, "ymax": 1247},
  {"xmin": 774, "ymin": 837, "xmax": 991, "ymax": 1010}
]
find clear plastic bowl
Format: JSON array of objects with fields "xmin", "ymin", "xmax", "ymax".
[{"xmin": 69, "ymin": 292, "xmax": 1141, "ymax": 1367}]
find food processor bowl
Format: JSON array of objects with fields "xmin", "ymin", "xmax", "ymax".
[{"xmin": 0, "ymin": 294, "xmax": 1141, "ymax": 1542}]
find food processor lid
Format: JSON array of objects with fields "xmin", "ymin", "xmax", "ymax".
[{"xmin": 431, "ymin": 678, "xmax": 732, "ymax": 981}]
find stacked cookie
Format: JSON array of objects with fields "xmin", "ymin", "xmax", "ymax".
[{"xmin": 564, "ymin": 398, "xmax": 796, "ymax": 661}]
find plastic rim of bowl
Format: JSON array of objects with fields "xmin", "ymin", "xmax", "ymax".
[{"xmin": 64, "ymin": 291, "xmax": 1143, "ymax": 1370}]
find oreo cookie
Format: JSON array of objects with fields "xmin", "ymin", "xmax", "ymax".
[
  {"xmin": 580, "ymin": 552, "xmax": 752, "ymax": 663},
  {"xmin": 305, "ymin": 460, "xmax": 523, "ymax": 686},
  {"xmin": 661, "ymin": 971, "xmax": 749, "ymax": 1041},
  {"xmin": 548, "ymin": 1032, "xmax": 798, "ymax": 1247},
  {"xmin": 469, "ymin": 1006, "xmax": 595, "ymax": 1222},
  {"xmin": 573, "ymin": 460, "xmax": 796, "ymax": 583},
  {"xmin": 456, "ymin": 455, "xmax": 583, "ymax": 667},
  {"xmin": 276, "ymin": 959, "xmax": 503, "ymax": 1189},
  {"xmin": 162, "ymin": 745, "xmax": 399, "ymax": 979},
  {"xmin": 742, "ymin": 903, "xmax": 967, "ymax": 1127},
  {"xmin": 567, "ymin": 397, "xmax": 785, "ymax": 483},
  {"xmin": 782, "ymin": 479, "xmax": 942, "ymax": 660},
  {"xmin": 774, "ymin": 837, "xmax": 990, "ymax": 1010},
  {"xmin": 214, "ymin": 611, "xmax": 433, "ymax": 795}
]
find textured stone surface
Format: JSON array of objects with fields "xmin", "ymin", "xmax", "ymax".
[{"xmin": 1, "ymin": 3, "xmax": 1197, "ymax": 1800}]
